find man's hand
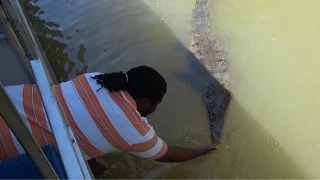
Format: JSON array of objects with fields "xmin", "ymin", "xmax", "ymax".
[
  {"xmin": 195, "ymin": 144, "xmax": 217, "ymax": 156},
  {"xmin": 156, "ymin": 143, "xmax": 218, "ymax": 163}
]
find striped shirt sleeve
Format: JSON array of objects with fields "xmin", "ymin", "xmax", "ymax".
[{"xmin": 127, "ymin": 124, "xmax": 168, "ymax": 160}]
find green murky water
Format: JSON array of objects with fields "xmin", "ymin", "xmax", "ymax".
[{"xmin": 25, "ymin": 0, "xmax": 320, "ymax": 178}]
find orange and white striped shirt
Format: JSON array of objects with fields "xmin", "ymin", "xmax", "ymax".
[
  {"xmin": 0, "ymin": 84, "xmax": 56, "ymax": 161},
  {"xmin": 0, "ymin": 73, "xmax": 167, "ymax": 162}
]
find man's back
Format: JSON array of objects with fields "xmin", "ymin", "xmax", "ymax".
[
  {"xmin": 1, "ymin": 84, "xmax": 56, "ymax": 161},
  {"xmin": 0, "ymin": 73, "xmax": 167, "ymax": 162}
]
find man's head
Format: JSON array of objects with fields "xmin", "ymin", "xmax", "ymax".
[
  {"xmin": 126, "ymin": 66, "xmax": 167, "ymax": 117},
  {"xmin": 92, "ymin": 66, "xmax": 167, "ymax": 117}
]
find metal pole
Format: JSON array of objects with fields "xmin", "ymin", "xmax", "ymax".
[
  {"xmin": 0, "ymin": 83, "xmax": 59, "ymax": 179},
  {"xmin": 0, "ymin": 4, "xmax": 35, "ymax": 84},
  {"xmin": 4, "ymin": 1, "xmax": 93, "ymax": 178},
  {"xmin": 31, "ymin": 59, "xmax": 91, "ymax": 179},
  {"xmin": 8, "ymin": 0, "xmax": 58, "ymax": 84}
]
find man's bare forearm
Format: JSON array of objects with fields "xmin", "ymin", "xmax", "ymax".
[{"xmin": 156, "ymin": 144, "xmax": 216, "ymax": 163}]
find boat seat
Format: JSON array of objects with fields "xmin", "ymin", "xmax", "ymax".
[{"xmin": 0, "ymin": 144, "xmax": 67, "ymax": 179}]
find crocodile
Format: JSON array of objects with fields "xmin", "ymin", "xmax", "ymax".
[{"xmin": 189, "ymin": 0, "xmax": 231, "ymax": 143}]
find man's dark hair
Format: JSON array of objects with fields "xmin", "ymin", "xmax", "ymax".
[{"xmin": 91, "ymin": 66, "xmax": 167, "ymax": 103}]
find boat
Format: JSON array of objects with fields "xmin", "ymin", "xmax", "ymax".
[{"xmin": 0, "ymin": 0, "xmax": 93, "ymax": 178}]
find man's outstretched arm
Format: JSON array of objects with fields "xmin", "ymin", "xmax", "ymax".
[{"xmin": 155, "ymin": 144, "xmax": 217, "ymax": 163}]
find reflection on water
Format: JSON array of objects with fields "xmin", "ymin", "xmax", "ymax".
[{"xmin": 24, "ymin": 0, "xmax": 318, "ymax": 178}]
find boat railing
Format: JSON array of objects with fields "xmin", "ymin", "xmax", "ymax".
[{"xmin": 0, "ymin": 0, "xmax": 92, "ymax": 179}]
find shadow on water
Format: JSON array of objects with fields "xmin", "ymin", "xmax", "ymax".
[
  {"xmin": 173, "ymin": 41, "xmax": 212, "ymax": 93},
  {"xmin": 161, "ymin": 98, "xmax": 307, "ymax": 179},
  {"xmin": 23, "ymin": 0, "xmax": 307, "ymax": 178}
]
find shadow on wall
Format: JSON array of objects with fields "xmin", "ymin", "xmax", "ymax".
[{"xmin": 22, "ymin": 0, "xmax": 307, "ymax": 179}]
